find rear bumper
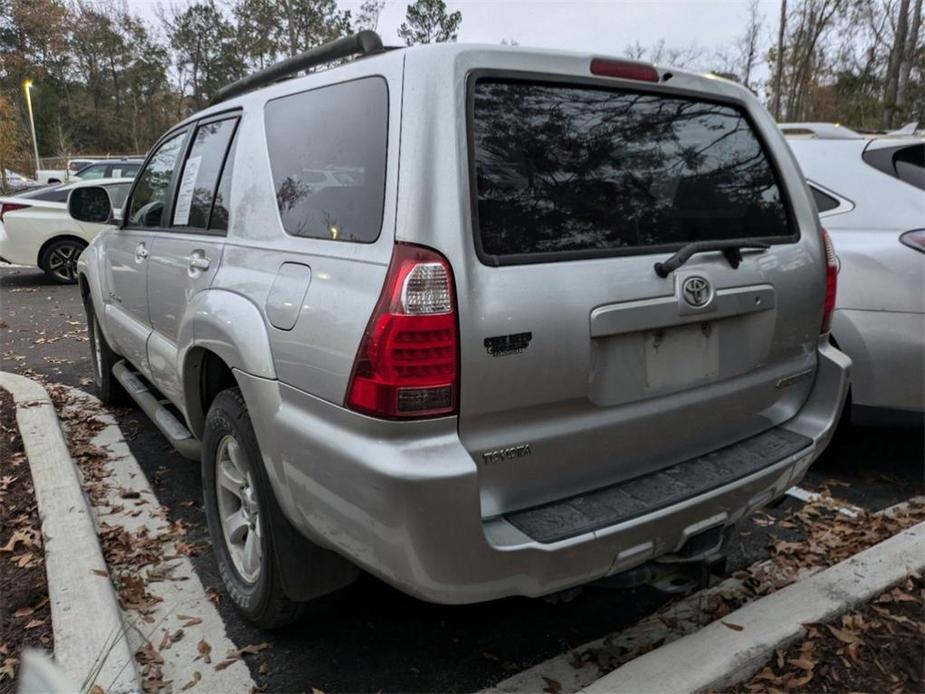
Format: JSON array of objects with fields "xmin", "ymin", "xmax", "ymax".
[
  {"xmin": 0, "ymin": 222, "xmax": 38, "ymax": 266},
  {"xmin": 239, "ymin": 341, "xmax": 850, "ymax": 604}
]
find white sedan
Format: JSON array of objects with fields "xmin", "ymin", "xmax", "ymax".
[{"xmin": 0, "ymin": 178, "xmax": 130, "ymax": 283}]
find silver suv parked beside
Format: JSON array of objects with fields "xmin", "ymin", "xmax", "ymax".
[{"xmin": 72, "ymin": 33, "xmax": 850, "ymax": 627}]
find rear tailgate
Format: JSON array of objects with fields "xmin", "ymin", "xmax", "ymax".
[{"xmin": 399, "ymin": 50, "xmax": 825, "ymax": 519}]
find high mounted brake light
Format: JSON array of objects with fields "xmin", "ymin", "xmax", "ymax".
[
  {"xmin": 0, "ymin": 203, "xmax": 30, "ymax": 223},
  {"xmin": 590, "ymin": 58, "xmax": 659, "ymax": 83},
  {"xmin": 820, "ymin": 228, "xmax": 837, "ymax": 335},
  {"xmin": 347, "ymin": 243, "xmax": 459, "ymax": 419}
]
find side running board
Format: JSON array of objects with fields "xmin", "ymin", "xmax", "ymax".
[{"xmin": 112, "ymin": 361, "xmax": 201, "ymax": 461}]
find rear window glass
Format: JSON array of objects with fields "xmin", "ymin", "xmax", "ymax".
[
  {"xmin": 265, "ymin": 77, "xmax": 388, "ymax": 243},
  {"xmin": 17, "ymin": 186, "xmax": 69, "ymax": 202},
  {"xmin": 471, "ymin": 79, "xmax": 793, "ymax": 262},
  {"xmin": 863, "ymin": 143, "xmax": 925, "ymax": 191}
]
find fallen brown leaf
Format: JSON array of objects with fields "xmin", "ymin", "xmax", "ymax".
[
  {"xmin": 197, "ymin": 638, "xmax": 212, "ymax": 664},
  {"xmin": 181, "ymin": 671, "xmax": 202, "ymax": 690},
  {"xmin": 178, "ymin": 614, "xmax": 203, "ymax": 627}
]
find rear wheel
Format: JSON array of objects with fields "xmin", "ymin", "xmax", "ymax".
[
  {"xmin": 202, "ymin": 388, "xmax": 305, "ymax": 628},
  {"xmin": 41, "ymin": 238, "xmax": 85, "ymax": 284},
  {"xmin": 85, "ymin": 301, "xmax": 127, "ymax": 405}
]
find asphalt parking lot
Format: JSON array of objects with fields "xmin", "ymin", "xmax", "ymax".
[{"xmin": 2, "ymin": 263, "xmax": 922, "ymax": 692}]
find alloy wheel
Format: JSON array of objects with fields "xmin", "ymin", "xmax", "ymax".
[
  {"xmin": 215, "ymin": 434, "xmax": 263, "ymax": 583},
  {"xmin": 46, "ymin": 242, "xmax": 82, "ymax": 282}
]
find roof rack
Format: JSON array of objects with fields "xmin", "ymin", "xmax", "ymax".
[
  {"xmin": 777, "ymin": 122, "xmax": 863, "ymax": 140},
  {"xmin": 211, "ymin": 31, "xmax": 385, "ymax": 105}
]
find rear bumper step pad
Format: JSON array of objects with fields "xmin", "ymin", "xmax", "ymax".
[{"xmin": 504, "ymin": 427, "xmax": 812, "ymax": 543}]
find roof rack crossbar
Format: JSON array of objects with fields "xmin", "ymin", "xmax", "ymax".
[{"xmin": 210, "ymin": 30, "xmax": 384, "ymax": 105}]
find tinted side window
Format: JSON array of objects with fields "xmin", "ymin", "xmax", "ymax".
[
  {"xmin": 810, "ymin": 185, "xmax": 840, "ymax": 213},
  {"xmin": 894, "ymin": 144, "xmax": 925, "ymax": 190},
  {"xmin": 209, "ymin": 129, "xmax": 238, "ymax": 232},
  {"xmin": 128, "ymin": 132, "xmax": 186, "ymax": 227},
  {"xmin": 863, "ymin": 143, "xmax": 925, "ymax": 191},
  {"xmin": 79, "ymin": 164, "xmax": 107, "ymax": 180},
  {"xmin": 110, "ymin": 164, "xmax": 139, "ymax": 179},
  {"xmin": 20, "ymin": 186, "xmax": 69, "ymax": 203},
  {"xmin": 265, "ymin": 77, "xmax": 388, "ymax": 242},
  {"xmin": 172, "ymin": 118, "xmax": 238, "ymax": 229},
  {"xmin": 472, "ymin": 80, "xmax": 793, "ymax": 262}
]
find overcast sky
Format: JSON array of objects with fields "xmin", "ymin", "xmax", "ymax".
[
  {"xmin": 131, "ymin": 0, "xmax": 781, "ymax": 78},
  {"xmin": 372, "ymin": 0, "xmax": 777, "ymax": 55}
]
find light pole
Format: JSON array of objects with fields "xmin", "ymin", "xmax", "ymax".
[{"xmin": 23, "ymin": 80, "xmax": 40, "ymax": 173}]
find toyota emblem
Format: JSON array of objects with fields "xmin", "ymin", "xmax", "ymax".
[{"xmin": 682, "ymin": 276, "xmax": 712, "ymax": 308}]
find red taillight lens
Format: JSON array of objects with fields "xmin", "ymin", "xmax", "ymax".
[
  {"xmin": 590, "ymin": 58, "xmax": 659, "ymax": 82},
  {"xmin": 0, "ymin": 203, "xmax": 30, "ymax": 222},
  {"xmin": 347, "ymin": 243, "xmax": 458, "ymax": 419},
  {"xmin": 900, "ymin": 229, "xmax": 925, "ymax": 254},
  {"xmin": 820, "ymin": 228, "xmax": 837, "ymax": 334}
]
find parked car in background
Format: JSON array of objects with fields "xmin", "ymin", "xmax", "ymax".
[
  {"xmin": 782, "ymin": 122, "xmax": 924, "ymax": 426},
  {"xmin": 35, "ymin": 158, "xmax": 93, "ymax": 185},
  {"xmin": 71, "ymin": 35, "xmax": 849, "ymax": 628},
  {"xmin": 35, "ymin": 157, "xmax": 141, "ymax": 184},
  {"xmin": 73, "ymin": 158, "xmax": 143, "ymax": 181},
  {"xmin": 0, "ymin": 177, "xmax": 131, "ymax": 283},
  {"xmin": 1, "ymin": 169, "xmax": 36, "ymax": 193}
]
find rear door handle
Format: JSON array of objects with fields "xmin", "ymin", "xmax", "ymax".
[{"xmin": 188, "ymin": 251, "xmax": 210, "ymax": 271}]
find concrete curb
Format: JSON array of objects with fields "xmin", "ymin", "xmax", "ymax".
[
  {"xmin": 0, "ymin": 372, "xmax": 139, "ymax": 693},
  {"xmin": 581, "ymin": 518, "xmax": 925, "ymax": 694}
]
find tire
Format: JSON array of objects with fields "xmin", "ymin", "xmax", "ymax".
[
  {"xmin": 41, "ymin": 238, "xmax": 86, "ymax": 284},
  {"xmin": 85, "ymin": 301, "xmax": 127, "ymax": 405},
  {"xmin": 202, "ymin": 388, "xmax": 305, "ymax": 628}
]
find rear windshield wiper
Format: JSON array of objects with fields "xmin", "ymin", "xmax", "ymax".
[{"xmin": 654, "ymin": 240, "xmax": 771, "ymax": 277}]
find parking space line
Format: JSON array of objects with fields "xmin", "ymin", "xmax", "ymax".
[{"xmin": 785, "ymin": 485, "xmax": 860, "ymax": 517}]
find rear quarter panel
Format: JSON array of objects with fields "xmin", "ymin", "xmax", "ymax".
[{"xmin": 210, "ymin": 51, "xmax": 405, "ymax": 405}]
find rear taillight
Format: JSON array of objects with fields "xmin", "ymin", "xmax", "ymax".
[
  {"xmin": 900, "ymin": 229, "xmax": 925, "ymax": 254},
  {"xmin": 590, "ymin": 58, "xmax": 659, "ymax": 82},
  {"xmin": 820, "ymin": 228, "xmax": 837, "ymax": 334},
  {"xmin": 346, "ymin": 243, "xmax": 458, "ymax": 419},
  {"xmin": 0, "ymin": 203, "xmax": 30, "ymax": 222}
]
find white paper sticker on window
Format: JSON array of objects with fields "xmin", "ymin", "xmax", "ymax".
[
  {"xmin": 172, "ymin": 155, "xmax": 202, "ymax": 226},
  {"xmin": 112, "ymin": 168, "xmax": 122, "ymax": 178}
]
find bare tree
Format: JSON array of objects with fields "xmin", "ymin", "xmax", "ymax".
[
  {"xmin": 771, "ymin": 0, "xmax": 787, "ymax": 119},
  {"xmin": 740, "ymin": 0, "xmax": 765, "ymax": 89},
  {"xmin": 355, "ymin": 0, "xmax": 385, "ymax": 31},
  {"xmin": 896, "ymin": 0, "xmax": 923, "ymax": 119},
  {"xmin": 715, "ymin": 0, "xmax": 765, "ymax": 89},
  {"xmin": 884, "ymin": 0, "xmax": 912, "ymax": 126},
  {"xmin": 624, "ymin": 38, "xmax": 705, "ymax": 68}
]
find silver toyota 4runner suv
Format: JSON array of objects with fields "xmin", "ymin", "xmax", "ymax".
[{"xmin": 71, "ymin": 32, "xmax": 850, "ymax": 627}]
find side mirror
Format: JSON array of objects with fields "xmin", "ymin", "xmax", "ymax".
[{"xmin": 68, "ymin": 186, "xmax": 114, "ymax": 224}]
